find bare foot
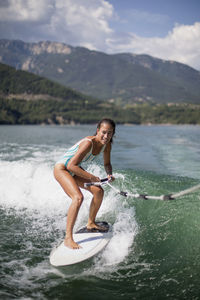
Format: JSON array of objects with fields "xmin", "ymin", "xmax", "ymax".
[
  {"xmin": 64, "ymin": 237, "xmax": 81, "ymax": 249},
  {"xmin": 87, "ymin": 222, "xmax": 107, "ymax": 232}
]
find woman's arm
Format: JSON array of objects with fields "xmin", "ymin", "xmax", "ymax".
[
  {"xmin": 104, "ymin": 142, "xmax": 114, "ymax": 180},
  {"xmin": 67, "ymin": 140, "xmax": 100, "ymax": 182}
]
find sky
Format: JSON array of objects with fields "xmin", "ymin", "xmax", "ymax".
[{"xmin": 0, "ymin": 0, "xmax": 200, "ymax": 70}]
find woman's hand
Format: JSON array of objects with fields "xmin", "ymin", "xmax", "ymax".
[
  {"xmin": 89, "ymin": 174, "xmax": 101, "ymax": 182},
  {"xmin": 107, "ymin": 174, "xmax": 115, "ymax": 182}
]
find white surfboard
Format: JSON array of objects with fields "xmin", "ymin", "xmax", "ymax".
[{"xmin": 50, "ymin": 221, "xmax": 111, "ymax": 267}]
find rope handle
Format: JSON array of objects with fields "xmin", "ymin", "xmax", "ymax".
[
  {"xmin": 84, "ymin": 178, "xmax": 200, "ymax": 200},
  {"xmin": 84, "ymin": 177, "xmax": 109, "ymax": 187}
]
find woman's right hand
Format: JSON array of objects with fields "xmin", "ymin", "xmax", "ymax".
[{"xmin": 89, "ymin": 174, "xmax": 101, "ymax": 182}]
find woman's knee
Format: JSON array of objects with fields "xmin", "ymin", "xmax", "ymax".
[
  {"xmin": 72, "ymin": 193, "xmax": 84, "ymax": 208},
  {"xmin": 92, "ymin": 186, "xmax": 104, "ymax": 198}
]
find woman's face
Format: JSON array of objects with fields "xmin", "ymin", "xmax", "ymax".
[{"xmin": 96, "ymin": 122, "xmax": 114, "ymax": 145}]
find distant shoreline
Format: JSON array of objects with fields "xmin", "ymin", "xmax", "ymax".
[{"xmin": 1, "ymin": 122, "xmax": 200, "ymax": 126}]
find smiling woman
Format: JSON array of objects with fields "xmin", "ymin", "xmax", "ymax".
[{"xmin": 54, "ymin": 118, "xmax": 116, "ymax": 249}]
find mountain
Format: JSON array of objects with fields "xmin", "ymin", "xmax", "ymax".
[
  {"xmin": 1, "ymin": 63, "xmax": 200, "ymax": 125},
  {"xmin": 0, "ymin": 39, "xmax": 200, "ymax": 104}
]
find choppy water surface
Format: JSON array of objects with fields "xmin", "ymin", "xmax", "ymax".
[{"xmin": 0, "ymin": 125, "xmax": 200, "ymax": 299}]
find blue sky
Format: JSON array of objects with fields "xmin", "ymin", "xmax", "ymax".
[
  {"xmin": 0, "ymin": 0, "xmax": 200, "ymax": 70},
  {"xmin": 109, "ymin": 0, "xmax": 200, "ymax": 37}
]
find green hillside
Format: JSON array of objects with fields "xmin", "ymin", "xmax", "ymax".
[
  {"xmin": 0, "ymin": 39, "xmax": 200, "ymax": 104},
  {"xmin": 0, "ymin": 62, "xmax": 101, "ymax": 124},
  {"xmin": 0, "ymin": 63, "xmax": 200, "ymax": 125},
  {"xmin": 0, "ymin": 61, "xmax": 91, "ymax": 101}
]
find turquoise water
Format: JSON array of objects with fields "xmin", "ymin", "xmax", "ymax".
[{"xmin": 0, "ymin": 125, "xmax": 200, "ymax": 299}]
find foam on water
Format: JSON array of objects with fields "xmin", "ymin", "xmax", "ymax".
[
  {"xmin": 99, "ymin": 209, "xmax": 137, "ymax": 265},
  {"xmin": 0, "ymin": 160, "xmax": 66, "ymax": 216}
]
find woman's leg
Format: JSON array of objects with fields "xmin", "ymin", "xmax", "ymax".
[
  {"xmin": 87, "ymin": 186, "xmax": 104, "ymax": 229},
  {"xmin": 74, "ymin": 176, "xmax": 105, "ymax": 230},
  {"xmin": 54, "ymin": 164, "xmax": 83, "ymax": 249}
]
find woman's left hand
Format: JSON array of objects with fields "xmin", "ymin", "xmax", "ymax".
[{"xmin": 107, "ymin": 174, "xmax": 115, "ymax": 182}]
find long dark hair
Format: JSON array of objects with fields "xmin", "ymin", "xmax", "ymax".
[{"xmin": 96, "ymin": 118, "xmax": 116, "ymax": 143}]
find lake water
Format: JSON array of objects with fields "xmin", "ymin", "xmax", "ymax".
[{"xmin": 0, "ymin": 124, "xmax": 200, "ymax": 299}]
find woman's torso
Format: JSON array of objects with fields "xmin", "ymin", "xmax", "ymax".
[{"xmin": 56, "ymin": 137, "xmax": 105, "ymax": 168}]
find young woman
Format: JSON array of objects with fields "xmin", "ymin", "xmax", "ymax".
[{"xmin": 54, "ymin": 119, "xmax": 115, "ymax": 249}]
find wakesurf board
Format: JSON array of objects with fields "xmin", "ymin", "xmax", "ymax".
[{"xmin": 50, "ymin": 221, "xmax": 111, "ymax": 267}]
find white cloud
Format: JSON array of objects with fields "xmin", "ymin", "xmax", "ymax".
[
  {"xmin": 106, "ymin": 22, "xmax": 200, "ymax": 70},
  {"xmin": 0, "ymin": 0, "xmax": 52, "ymax": 22},
  {"xmin": 0, "ymin": 1, "xmax": 200, "ymax": 70},
  {"xmin": 0, "ymin": 0, "xmax": 114, "ymax": 49},
  {"xmin": 50, "ymin": 0, "xmax": 114, "ymax": 49}
]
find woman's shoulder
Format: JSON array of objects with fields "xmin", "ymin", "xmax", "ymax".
[
  {"xmin": 85, "ymin": 135, "xmax": 95, "ymax": 140},
  {"xmin": 79, "ymin": 136, "xmax": 93, "ymax": 149}
]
